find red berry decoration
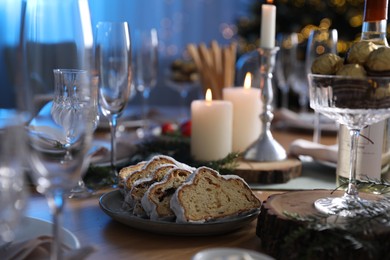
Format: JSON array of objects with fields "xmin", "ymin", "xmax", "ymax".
[
  {"xmin": 161, "ymin": 122, "xmax": 177, "ymax": 134},
  {"xmin": 180, "ymin": 120, "xmax": 191, "ymax": 137}
]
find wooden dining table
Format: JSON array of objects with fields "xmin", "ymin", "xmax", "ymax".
[{"xmin": 25, "ymin": 127, "xmax": 337, "ymax": 260}]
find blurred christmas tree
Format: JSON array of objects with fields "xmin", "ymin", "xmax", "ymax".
[{"xmin": 236, "ymin": 0, "xmax": 389, "ymax": 56}]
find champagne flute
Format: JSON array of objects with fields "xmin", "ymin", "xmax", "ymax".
[
  {"xmin": 308, "ymin": 74, "xmax": 390, "ymax": 216},
  {"xmin": 96, "ymin": 22, "xmax": 132, "ymax": 185},
  {"xmin": 133, "ymin": 28, "xmax": 159, "ymax": 129},
  {"xmin": 306, "ymin": 28, "xmax": 338, "ymax": 143},
  {"xmin": 27, "ymin": 72, "xmax": 94, "ymax": 259}
]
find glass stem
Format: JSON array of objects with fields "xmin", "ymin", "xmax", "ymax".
[
  {"xmin": 313, "ymin": 111, "xmax": 321, "ymax": 143},
  {"xmin": 142, "ymin": 88, "xmax": 151, "ymax": 122},
  {"xmin": 180, "ymin": 89, "xmax": 188, "ymax": 121},
  {"xmin": 109, "ymin": 116, "xmax": 118, "ymax": 182},
  {"xmin": 347, "ymin": 128, "xmax": 360, "ymax": 196},
  {"xmin": 47, "ymin": 192, "xmax": 65, "ymax": 260},
  {"xmin": 281, "ymin": 89, "xmax": 289, "ymax": 109}
]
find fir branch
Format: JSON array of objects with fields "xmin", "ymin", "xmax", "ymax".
[{"xmin": 84, "ymin": 135, "xmax": 241, "ymax": 188}]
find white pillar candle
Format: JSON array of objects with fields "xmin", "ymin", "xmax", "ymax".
[
  {"xmin": 260, "ymin": 4, "xmax": 276, "ymax": 48},
  {"xmin": 191, "ymin": 89, "xmax": 233, "ymax": 161},
  {"xmin": 223, "ymin": 73, "xmax": 262, "ymax": 152}
]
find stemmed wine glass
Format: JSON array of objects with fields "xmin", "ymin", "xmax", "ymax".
[
  {"xmin": 308, "ymin": 74, "xmax": 390, "ymax": 216},
  {"xmin": 275, "ymin": 33, "xmax": 295, "ymax": 109},
  {"xmin": 306, "ymin": 29, "xmax": 338, "ymax": 143},
  {"xmin": 96, "ymin": 22, "xmax": 132, "ymax": 184},
  {"xmin": 287, "ymin": 33, "xmax": 309, "ymax": 112},
  {"xmin": 51, "ymin": 70, "xmax": 100, "ymax": 199},
  {"xmin": 26, "ymin": 71, "xmax": 95, "ymax": 259},
  {"xmin": 133, "ymin": 28, "xmax": 159, "ymax": 128}
]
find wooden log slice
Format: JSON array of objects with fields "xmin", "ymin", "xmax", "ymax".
[
  {"xmin": 233, "ymin": 157, "xmax": 302, "ymax": 184},
  {"xmin": 256, "ymin": 190, "xmax": 390, "ymax": 259}
]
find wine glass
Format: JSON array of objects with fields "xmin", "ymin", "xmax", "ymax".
[
  {"xmin": 26, "ymin": 72, "xmax": 94, "ymax": 259},
  {"xmin": 51, "ymin": 70, "xmax": 99, "ymax": 199},
  {"xmin": 275, "ymin": 33, "xmax": 295, "ymax": 109},
  {"xmin": 308, "ymin": 74, "xmax": 390, "ymax": 216},
  {"xmin": 286, "ymin": 32, "xmax": 309, "ymax": 112},
  {"xmin": 133, "ymin": 28, "xmax": 159, "ymax": 128},
  {"xmin": 96, "ymin": 22, "xmax": 132, "ymax": 185},
  {"xmin": 165, "ymin": 57, "xmax": 200, "ymax": 122},
  {"xmin": 306, "ymin": 29, "xmax": 338, "ymax": 143},
  {"xmin": 0, "ymin": 110, "xmax": 27, "ymax": 244}
]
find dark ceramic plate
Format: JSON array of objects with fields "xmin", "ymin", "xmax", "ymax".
[{"xmin": 99, "ymin": 190, "xmax": 260, "ymax": 236}]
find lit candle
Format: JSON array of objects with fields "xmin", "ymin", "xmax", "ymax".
[
  {"xmin": 260, "ymin": 3, "xmax": 276, "ymax": 48},
  {"xmin": 223, "ymin": 73, "xmax": 262, "ymax": 152},
  {"xmin": 191, "ymin": 89, "xmax": 233, "ymax": 161}
]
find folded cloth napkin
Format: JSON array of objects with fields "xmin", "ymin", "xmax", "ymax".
[
  {"xmin": 0, "ymin": 235, "xmax": 96, "ymax": 260},
  {"xmin": 289, "ymin": 139, "xmax": 338, "ymax": 164}
]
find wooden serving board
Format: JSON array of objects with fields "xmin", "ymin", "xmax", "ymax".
[
  {"xmin": 233, "ymin": 157, "xmax": 302, "ymax": 184},
  {"xmin": 256, "ymin": 190, "xmax": 390, "ymax": 259}
]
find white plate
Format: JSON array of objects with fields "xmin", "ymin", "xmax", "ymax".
[
  {"xmin": 14, "ymin": 216, "xmax": 80, "ymax": 249},
  {"xmin": 192, "ymin": 248, "xmax": 274, "ymax": 260},
  {"xmin": 99, "ymin": 190, "xmax": 260, "ymax": 236}
]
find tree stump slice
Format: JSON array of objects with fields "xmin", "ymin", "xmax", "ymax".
[
  {"xmin": 256, "ymin": 190, "xmax": 390, "ymax": 259},
  {"xmin": 233, "ymin": 157, "xmax": 301, "ymax": 184}
]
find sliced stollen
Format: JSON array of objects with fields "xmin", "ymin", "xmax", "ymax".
[
  {"xmin": 118, "ymin": 161, "xmax": 146, "ymax": 195},
  {"xmin": 129, "ymin": 164, "xmax": 177, "ymax": 217},
  {"xmin": 123, "ymin": 155, "xmax": 178, "ymax": 194},
  {"xmin": 141, "ymin": 168, "xmax": 192, "ymax": 221},
  {"xmin": 170, "ymin": 166, "xmax": 261, "ymax": 223},
  {"xmin": 124, "ymin": 155, "xmax": 195, "ymax": 192}
]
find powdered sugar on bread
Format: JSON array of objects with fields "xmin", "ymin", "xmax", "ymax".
[
  {"xmin": 170, "ymin": 166, "xmax": 261, "ymax": 223},
  {"xmin": 141, "ymin": 168, "xmax": 192, "ymax": 221}
]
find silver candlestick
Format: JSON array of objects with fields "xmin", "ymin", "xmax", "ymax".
[{"xmin": 244, "ymin": 47, "xmax": 287, "ymax": 162}]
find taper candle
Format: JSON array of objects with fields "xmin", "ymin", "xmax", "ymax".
[{"xmin": 260, "ymin": 3, "xmax": 276, "ymax": 48}]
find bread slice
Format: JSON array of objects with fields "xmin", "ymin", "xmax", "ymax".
[
  {"xmin": 118, "ymin": 161, "xmax": 146, "ymax": 195},
  {"xmin": 129, "ymin": 164, "xmax": 177, "ymax": 217},
  {"xmin": 124, "ymin": 155, "xmax": 177, "ymax": 193},
  {"xmin": 170, "ymin": 166, "xmax": 261, "ymax": 223},
  {"xmin": 141, "ymin": 168, "xmax": 192, "ymax": 221}
]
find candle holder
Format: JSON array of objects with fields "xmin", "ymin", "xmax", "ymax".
[{"xmin": 243, "ymin": 47, "xmax": 287, "ymax": 162}]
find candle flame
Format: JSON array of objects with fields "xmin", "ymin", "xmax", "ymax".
[
  {"xmin": 244, "ymin": 73, "xmax": 252, "ymax": 89},
  {"xmin": 266, "ymin": 0, "xmax": 273, "ymax": 3},
  {"xmin": 205, "ymin": 88, "xmax": 212, "ymax": 101}
]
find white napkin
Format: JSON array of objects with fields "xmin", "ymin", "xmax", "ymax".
[
  {"xmin": 0, "ymin": 236, "xmax": 96, "ymax": 260},
  {"xmin": 289, "ymin": 139, "xmax": 338, "ymax": 164}
]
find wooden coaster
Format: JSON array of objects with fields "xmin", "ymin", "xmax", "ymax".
[
  {"xmin": 233, "ymin": 157, "xmax": 302, "ymax": 184},
  {"xmin": 256, "ymin": 190, "xmax": 390, "ymax": 259}
]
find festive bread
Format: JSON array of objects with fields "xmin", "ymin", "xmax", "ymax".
[
  {"xmin": 170, "ymin": 166, "xmax": 261, "ymax": 223},
  {"xmin": 141, "ymin": 168, "xmax": 192, "ymax": 221},
  {"xmin": 123, "ymin": 155, "xmax": 179, "ymax": 193},
  {"xmin": 128, "ymin": 164, "xmax": 177, "ymax": 217},
  {"xmin": 118, "ymin": 161, "xmax": 146, "ymax": 195}
]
